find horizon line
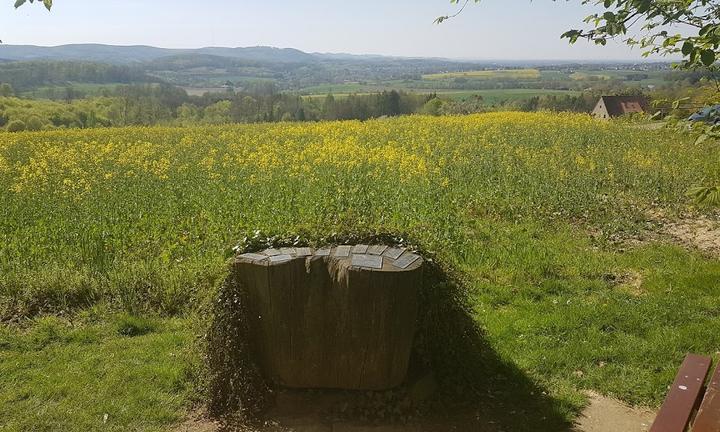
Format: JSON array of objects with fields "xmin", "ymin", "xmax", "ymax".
[{"xmin": 0, "ymin": 42, "xmax": 678, "ymax": 64}]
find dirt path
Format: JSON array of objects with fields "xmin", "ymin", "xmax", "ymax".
[
  {"xmin": 636, "ymin": 209, "xmax": 720, "ymax": 257},
  {"xmin": 661, "ymin": 216, "xmax": 720, "ymax": 256},
  {"xmin": 175, "ymin": 392, "xmax": 656, "ymax": 432},
  {"xmin": 574, "ymin": 392, "xmax": 656, "ymax": 432}
]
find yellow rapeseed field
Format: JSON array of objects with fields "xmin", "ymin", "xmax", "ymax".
[
  {"xmin": 4, "ymin": 112, "xmax": 720, "ymax": 432},
  {"xmin": 0, "ymin": 112, "xmax": 716, "ymax": 316}
]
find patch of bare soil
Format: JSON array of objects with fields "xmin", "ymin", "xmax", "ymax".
[
  {"xmin": 174, "ymin": 413, "xmax": 220, "ymax": 432},
  {"xmin": 259, "ymin": 391, "xmax": 486, "ymax": 431},
  {"xmin": 574, "ymin": 392, "xmax": 655, "ymax": 432},
  {"xmin": 176, "ymin": 391, "xmax": 657, "ymax": 432},
  {"xmin": 605, "ymin": 209, "xmax": 720, "ymax": 257},
  {"xmin": 173, "ymin": 390, "xmax": 496, "ymax": 432},
  {"xmin": 661, "ymin": 216, "xmax": 720, "ymax": 256},
  {"xmin": 603, "ymin": 269, "xmax": 645, "ymax": 296},
  {"xmin": 261, "ymin": 391, "xmax": 482, "ymax": 431}
]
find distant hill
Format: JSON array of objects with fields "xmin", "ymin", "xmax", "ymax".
[
  {"xmin": 0, "ymin": 60, "xmax": 158, "ymax": 92},
  {"xmin": 0, "ymin": 44, "xmax": 496, "ymax": 94},
  {"xmin": 0, "ymin": 44, "xmax": 170, "ymax": 63},
  {"xmin": 144, "ymin": 54, "xmax": 258, "ymax": 71},
  {"xmin": 196, "ymin": 47, "xmax": 314, "ymax": 63},
  {"xmin": 0, "ymin": 44, "xmax": 318, "ymax": 64}
]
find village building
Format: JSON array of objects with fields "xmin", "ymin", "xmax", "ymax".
[{"xmin": 592, "ymin": 95, "xmax": 649, "ymax": 120}]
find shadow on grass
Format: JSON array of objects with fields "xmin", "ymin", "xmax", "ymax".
[
  {"xmin": 205, "ymin": 252, "xmax": 573, "ymax": 432},
  {"xmin": 405, "ymin": 261, "xmax": 574, "ymax": 431}
]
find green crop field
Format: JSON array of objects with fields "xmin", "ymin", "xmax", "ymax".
[
  {"xmin": 297, "ymin": 82, "xmax": 377, "ymax": 95},
  {"xmin": 434, "ymin": 88, "xmax": 581, "ymax": 103},
  {"xmin": 1, "ymin": 112, "xmax": 719, "ymax": 431},
  {"xmin": 422, "ymin": 68, "xmax": 542, "ymax": 80}
]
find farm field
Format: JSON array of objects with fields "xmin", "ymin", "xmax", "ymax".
[
  {"xmin": 293, "ymin": 65, "xmax": 654, "ymax": 108},
  {"xmin": 300, "ymin": 88, "xmax": 581, "ymax": 104},
  {"xmin": 434, "ymin": 88, "xmax": 582, "ymax": 103},
  {"xmin": 422, "ymin": 68, "xmax": 542, "ymax": 80},
  {"xmin": 568, "ymin": 69, "xmax": 667, "ymax": 87},
  {"xmin": 1, "ymin": 113, "xmax": 720, "ymax": 431}
]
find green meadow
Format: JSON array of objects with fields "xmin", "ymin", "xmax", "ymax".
[{"xmin": 1, "ymin": 112, "xmax": 719, "ymax": 430}]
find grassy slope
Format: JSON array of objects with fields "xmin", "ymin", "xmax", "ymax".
[
  {"xmin": 0, "ymin": 313, "xmax": 193, "ymax": 432},
  {"xmin": 1, "ymin": 113, "xmax": 719, "ymax": 430},
  {"xmin": 463, "ymin": 220, "xmax": 720, "ymax": 407}
]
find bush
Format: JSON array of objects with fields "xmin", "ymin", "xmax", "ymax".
[
  {"xmin": 421, "ymin": 98, "xmax": 444, "ymax": 116},
  {"xmin": 26, "ymin": 116, "xmax": 44, "ymax": 131},
  {"xmin": 6, "ymin": 119, "xmax": 25, "ymax": 132}
]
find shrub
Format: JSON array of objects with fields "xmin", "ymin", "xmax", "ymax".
[
  {"xmin": 26, "ymin": 116, "xmax": 44, "ymax": 131},
  {"xmin": 421, "ymin": 98, "xmax": 444, "ymax": 116},
  {"xmin": 6, "ymin": 119, "xmax": 25, "ymax": 132}
]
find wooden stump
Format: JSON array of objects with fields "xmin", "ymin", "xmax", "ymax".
[{"xmin": 233, "ymin": 246, "xmax": 423, "ymax": 390}]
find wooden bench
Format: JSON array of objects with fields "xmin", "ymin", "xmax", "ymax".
[{"xmin": 650, "ymin": 354, "xmax": 720, "ymax": 432}]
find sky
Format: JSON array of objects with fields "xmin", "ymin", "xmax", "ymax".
[{"xmin": 0, "ymin": 0, "xmax": 670, "ymax": 61}]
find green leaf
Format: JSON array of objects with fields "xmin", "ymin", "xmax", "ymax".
[
  {"xmin": 43, "ymin": 0, "xmax": 52, "ymax": 10},
  {"xmin": 14, "ymin": 0, "xmax": 27, "ymax": 8},
  {"xmin": 687, "ymin": 186, "xmax": 720, "ymax": 205},
  {"xmin": 701, "ymin": 49, "xmax": 716, "ymax": 66},
  {"xmin": 700, "ymin": 24, "xmax": 715, "ymax": 36},
  {"xmin": 681, "ymin": 41, "xmax": 694, "ymax": 56}
]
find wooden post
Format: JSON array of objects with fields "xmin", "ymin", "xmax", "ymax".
[{"xmin": 234, "ymin": 246, "xmax": 423, "ymax": 390}]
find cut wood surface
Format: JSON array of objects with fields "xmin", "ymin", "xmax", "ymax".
[
  {"xmin": 692, "ymin": 360, "xmax": 720, "ymax": 432},
  {"xmin": 234, "ymin": 246, "xmax": 423, "ymax": 390},
  {"xmin": 649, "ymin": 354, "xmax": 711, "ymax": 432}
]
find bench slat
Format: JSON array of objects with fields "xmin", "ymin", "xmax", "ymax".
[
  {"xmin": 650, "ymin": 354, "xmax": 712, "ymax": 432},
  {"xmin": 692, "ymin": 361, "xmax": 720, "ymax": 432}
]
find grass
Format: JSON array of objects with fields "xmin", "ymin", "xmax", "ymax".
[
  {"xmin": 0, "ymin": 312, "xmax": 194, "ymax": 432},
  {"xmin": 462, "ymin": 219, "xmax": 720, "ymax": 407},
  {"xmin": 1, "ymin": 112, "xmax": 719, "ymax": 430}
]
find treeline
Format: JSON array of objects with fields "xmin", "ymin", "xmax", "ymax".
[
  {"xmin": 515, "ymin": 88, "xmax": 646, "ymax": 113},
  {"xmin": 513, "ymin": 94, "xmax": 600, "ymax": 112},
  {"xmin": 131, "ymin": 85, "xmax": 431, "ymax": 124},
  {"xmin": 430, "ymin": 87, "xmax": 648, "ymax": 116},
  {"xmin": 0, "ymin": 61, "xmax": 156, "ymax": 92},
  {"xmin": 0, "ymin": 79, "xmax": 660, "ymax": 132},
  {"xmin": 0, "ymin": 83, "xmax": 434, "ymax": 131}
]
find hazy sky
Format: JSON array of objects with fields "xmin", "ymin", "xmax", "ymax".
[{"xmin": 0, "ymin": 0, "xmax": 670, "ymax": 61}]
